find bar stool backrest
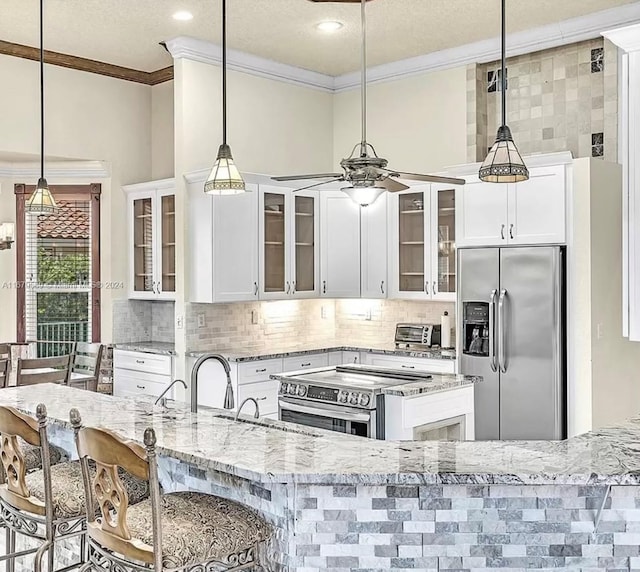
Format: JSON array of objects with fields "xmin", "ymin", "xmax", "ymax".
[
  {"xmin": 0, "ymin": 344, "xmax": 10, "ymax": 360},
  {"xmin": 0, "ymin": 359, "xmax": 9, "ymax": 389},
  {"xmin": 70, "ymin": 409, "xmax": 161, "ymax": 568},
  {"xmin": 16, "ymin": 355, "xmax": 71, "ymax": 386},
  {"xmin": 0, "ymin": 404, "xmax": 53, "ymax": 518}
]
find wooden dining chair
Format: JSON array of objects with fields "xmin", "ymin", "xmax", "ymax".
[
  {"xmin": 15, "ymin": 355, "xmax": 71, "ymax": 387},
  {"xmin": 67, "ymin": 343, "xmax": 104, "ymax": 392}
]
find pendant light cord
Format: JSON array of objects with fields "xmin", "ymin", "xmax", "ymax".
[
  {"xmin": 501, "ymin": 0, "xmax": 506, "ymax": 128},
  {"xmin": 360, "ymin": 0, "xmax": 366, "ymax": 154},
  {"xmin": 40, "ymin": 0, "xmax": 45, "ymax": 179},
  {"xmin": 222, "ymin": 0, "xmax": 227, "ymax": 146}
]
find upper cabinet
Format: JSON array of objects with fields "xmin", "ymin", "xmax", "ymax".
[
  {"xmin": 388, "ymin": 184, "xmax": 457, "ymax": 302},
  {"xmin": 456, "ymin": 164, "xmax": 566, "ymax": 248},
  {"xmin": 125, "ymin": 180, "xmax": 176, "ymax": 301},
  {"xmin": 259, "ymin": 186, "xmax": 320, "ymax": 299},
  {"xmin": 361, "ymin": 194, "xmax": 388, "ymax": 299}
]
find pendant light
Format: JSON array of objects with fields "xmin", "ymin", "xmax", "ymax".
[
  {"xmin": 204, "ymin": 0, "xmax": 245, "ymax": 194},
  {"xmin": 479, "ymin": 0, "xmax": 529, "ymax": 183},
  {"xmin": 26, "ymin": 0, "xmax": 57, "ymax": 214}
]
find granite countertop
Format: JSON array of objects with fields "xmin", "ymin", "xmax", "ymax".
[
  {"xmin": 3, "ymin": 383, "xmax": 640, "ymax": 487},
  {"xmin": 113, "ymin": 341, "xmax": 176, "ymax": 355},
  {"xmin": 186, "ymin": 345, "xmax": 456, "ymax": 362}
]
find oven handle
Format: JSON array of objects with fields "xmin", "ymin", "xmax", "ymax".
[{"xmin": 278, "ymin": 399, "xmax": 371, "ymax": 423}]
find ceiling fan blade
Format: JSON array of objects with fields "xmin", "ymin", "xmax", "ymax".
[
  {"xmin": 377, "ymin": 177, "xmax": 410, "ymax": 192},
  {"xmin": 292, "ymin": 177, "xmax": 345, "ymax": 193},
  {"xmin": 386, "ymin": 170, "xmax": 466, "ymax": 186},
  {"xmin": 272, "ymin": 173, "xmax": 343, "ymax": 182}
]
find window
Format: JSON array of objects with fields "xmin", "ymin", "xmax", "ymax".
[{"xmin": 15, "ymin": 184, "xmax": 101, "ymax": 355}]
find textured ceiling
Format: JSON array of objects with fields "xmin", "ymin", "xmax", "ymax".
[{"xmin": 0, "ymin": 0, "xmax": 636, "ymax": 75}]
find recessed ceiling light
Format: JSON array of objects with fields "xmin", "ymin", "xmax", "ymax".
[
  {"xmin": 172, "ymin": 10, "xmax": 194, "ymax": 21},
  {"xmin": 316, "ymin": 21, "xmax": 343, "ymax": 33}
]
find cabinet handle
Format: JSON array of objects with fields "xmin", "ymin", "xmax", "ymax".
[
  {"xmin": 380, "ymin": 280, "xmax": 385, "ymax": 294},
  {"xmin": 286, "ymin": 281, "xmax": 291, "ymax": 295},
  {"xmin": 424, "ymin": 281, "xmax": 429, "ymax": 295},
  {"xmin": 433, "ymin": 281, "xmax": 437, "ymax": 296},
  {"xmin": 322, "ymin": 281, "xmax": 327, "ymax": 294},
  {"xmin": 401, "ymin": 365, "xmax": 416, "ymax": 369},
  {"xmin": 292, "ymin": 281, "xmax": 296, "ymax": 295},
  {"xmin": 136, "ymin": 384, "xmax": 145, "ymax": 389},
  {"xmin": 301, "ymin": 362, "xmax": 312, "ymax": 367},
  {"xmin": 256, "ymin": 368, "xmax": 267, "ymax": 373},
  {"xmin": 254, "ymin": 282, "xmax": 258, "ymax": 296},
  {"xmin": 509, "ymin": 224, "xmax": 514, "ymax": 240},
  {"xmin": 501, "ymin": 224, "xmax": 506, "ymax": 240},
  {"xmin": 255, "ymin": 396, "xmax": 267, "ymax": 401},
  {"xmin": 135, "ymin": 360, "xmax": 145, "ymax": 364}
]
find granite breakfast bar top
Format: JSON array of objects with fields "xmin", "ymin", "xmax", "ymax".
[{"xmin": 2, "ymin": 383, "xmax": 640, "ymax": 487}]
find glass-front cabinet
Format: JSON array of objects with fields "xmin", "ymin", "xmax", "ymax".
[
  {"xmin": 259, "ymin": 186, "xmax": 319, "ymax": 299},
  {"xmin": 391, "ymin": 184, "xmax": 456, "ymax": 301},
  {"xmin": 125, "ymin": 180, "xmax": 176, "ymax": 300}
]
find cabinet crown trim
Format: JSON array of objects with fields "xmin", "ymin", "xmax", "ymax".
[
  {"xmin": 445, "ymin": 152, "xmax": 573, "ymax": 177},
  {"xmin": 123, "ymin": 178, "xmax": 176, "ymax": 193}
]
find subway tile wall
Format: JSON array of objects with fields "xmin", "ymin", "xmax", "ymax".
[
  {"xmin": 185, "ymin": 300, "xmax": 455, "ymax": 353},
  {"xmin": 469, "ymin": 38, "xmax": 618, "ymax": 163},
  {"xmin": 112, "ymin": 299, "xmax": 175, "ymax": 343}
]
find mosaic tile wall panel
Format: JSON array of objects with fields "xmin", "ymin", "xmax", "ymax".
[{"xmin": 469, "ymin": 38, "xmax": 618, "ymax": 163}]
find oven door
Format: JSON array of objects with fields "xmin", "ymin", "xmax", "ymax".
[{"xmin": 278, "ymin": 397, "xmax": 375, "ymax": 438}]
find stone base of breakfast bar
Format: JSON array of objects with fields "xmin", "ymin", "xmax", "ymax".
[{"xmin": 5, "ymin": 385, "xmax": 640, "ymax": 571}]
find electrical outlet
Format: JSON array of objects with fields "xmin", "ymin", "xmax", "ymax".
[
  {"xmin": 176, "ymin": 315, "xmax": 184, "ymax": 329},
  {"xmin": 197, "ymin": 314, "xmax": 206, "ymax": 328},
  {"xmin": 321, "ymin": 306, "xmax": 327, "ymax": 319},
  {"xmin": 251, "ymin": 310, "xmax": 259, "ymax": 325}
]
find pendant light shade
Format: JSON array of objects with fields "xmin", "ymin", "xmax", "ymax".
[
  {"xmin": 342, "ymin": 186, "xmax": 384, "ymax": 207},
  {"xmin": 205, "ymin": 0, "xmax": 245, "ymax": 195},
  {"xmin": 27, "ymin": 0, "xmax": 57, "ymax": 214},
  {"xmin": 479, "ymin": 0, "xmax": 528, "ymax": 183}
]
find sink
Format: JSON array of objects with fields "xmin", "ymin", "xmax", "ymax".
[{"xmin": 228, "ymin": 415, "xmax": 319, "ymax": 437}]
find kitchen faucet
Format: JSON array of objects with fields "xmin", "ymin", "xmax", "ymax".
[
  {"xmin": 234, "ymin": 397, "xmax": 261, "ymax": 421},
  {"xmin": 154, "ymin": 379, "xmax": 187, "ymax": 408},
  {"xmin": 190, "ymin": 353, "xmax": 234, "ymax": 413}
]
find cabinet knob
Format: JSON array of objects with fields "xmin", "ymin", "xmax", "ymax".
[
  {"xmin": 501, "ymin": 224, "xmax": 506, "ymax": 240},
  {"xmin": 509, "ymin": 224, "xmax": 514, "ymax": 240}
]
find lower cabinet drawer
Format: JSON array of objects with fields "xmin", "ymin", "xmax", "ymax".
[
  {"xmin": 237, "ymin": 359, "xmax": 283, "ymax": 385},
  {"xmin": 237, "ymin": 380, "xmax": 279, "ymax": 416},
  {"xmin": 365, "ymin": 355, "xmax": 456, "ymax": 374},
  {"xmin": 283, "ymin": 353, "xmax": 329, "ymax": 372},
  {"xmin": 114, "ymin": 350, "xmax": 172, "ymax": 376},
  {"xmin": 113, "ymin": 368, "xmax": 172, "ymax": 398}
]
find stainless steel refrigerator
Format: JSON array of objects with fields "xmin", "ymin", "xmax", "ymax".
[{"xmin": 457, "ymin": 246, "xmax": 565, "ymax": 440}]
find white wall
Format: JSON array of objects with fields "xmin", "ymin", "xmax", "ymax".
[
  {"xmin": 0, "ymin": 54, "xmax": 152, "ymax": 342},
  {"xmin": 151, "ymin": 81, "xmax": 175, "ymax": 180},
  {"xmin": 333, "ymin": 67, "xmax": 469, "ymax": 174}
]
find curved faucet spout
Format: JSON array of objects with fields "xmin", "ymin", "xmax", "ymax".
[
  {"xmin": 234, "ymin": 397, "xmax": 261, "ymax": 421},
  {"xmin": 190, "ymin": 353, "xmax": 234, "ymax": 413},
  {"xmin": 154, "ymin": 379, "xmax": 187, "ymax": 408}
]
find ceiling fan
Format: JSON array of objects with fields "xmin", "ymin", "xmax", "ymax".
[{"xmin": 273, "ymin": 0, "xmax": 465, "ymax": 206}]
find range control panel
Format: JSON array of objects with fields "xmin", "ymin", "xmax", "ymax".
[{"xmin": 278, "ymin": 382, "xmax": 374, "ymax": 409}]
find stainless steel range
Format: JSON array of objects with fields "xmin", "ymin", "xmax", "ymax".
[{"xmin": 274, "ymin": 365, "xmax": 431, "ymax": 439}]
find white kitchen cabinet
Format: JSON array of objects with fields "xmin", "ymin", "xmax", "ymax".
[
  {"xmin": 361, "ymin": 194, "xmax": 388, "ymax": 298},
  {"xmin": 320, "ymin": 192, "xmax": 361, "ymax": 298},
  {"xmin": 113, "ymin": 349, "xmax": 174, "ymax": 398},
  {"xmin": 124, "ymin": 179, "xmax": 176, "ymax": 300},
  {"xmin": 189, "ymin": 180, "xmax": 259, "ymax": 303},
  {"xmin": 259, "ymin": 186, "xmax": 320, "ymax": 300},
  {"xmin": 389, "ymin": 184, "xmax": 457, "ymax": 301},
  {"xmin": 283, "ymin": 353, "xmax": 329, "ymax": 371},
  {"xmin": 362, "ymin": 353, "xmax": 456, "ymax": 374},
  {"xmin": 456, "ymin": 164, "xmax": 566, "ymax": 247}
]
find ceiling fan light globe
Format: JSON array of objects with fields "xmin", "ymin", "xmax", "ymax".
[
  {"xmin": 479, "ymin": 126, "xmax": 529, "ymax": 183},
  {"xmin": 341, "ymin": 186, "xmax": 385, "ymax": 207},
  {"xmin": 205, "ymin": 144, "xmax": 246, "ymax": 195},
  {"xmin": 26, "ymin": 178, "xmax": 57, "ymax": 214}
]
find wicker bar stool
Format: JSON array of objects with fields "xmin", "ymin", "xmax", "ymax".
[{"xmin": 70, "ymin": 408, "xmax": 273, "ymax": 572}]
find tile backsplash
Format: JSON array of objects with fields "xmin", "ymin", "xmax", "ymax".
[
  {"xmin": 186, "ymin": 299, "xmax": 455, "ymax": 353},
  {"xmin": 112, "ymin": 299, "xmax": 175, "ymax": 343},
  {"xmin": 468, "ymin": 37, "xmax": 618, "ymax": 163}
]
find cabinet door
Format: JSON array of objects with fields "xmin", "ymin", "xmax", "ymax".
[
  {"xmin": 320, "ymin": 192, "xmax": 361, "ymax": 298},
  {"xmin": 213, "ymin": 184, "xmax": 259, "ymax": 302},
  {"xmin": 361, "ymin": 194, "xmax": 388, "ymax": 299},
  {"xmin": 508, "ymin": 165, "xmax": 566, "ymax": 245},
  {"xmin": 393, "ymin": 190, "xmax": 430, "ymax": 299},
  {"xmin": 430, "ymin": 185, "xmax": 457, "ymax": 301},
  {"xmin": 259, "ymin": 187, "xmax": 289, "ymax": 299},
  {"xmin": 456, "ymin": 176, "xmax": 509, "ymax": 247},
  {"xmin": 129, "ymin": 191, "xmax": 156, "ymax": 299},
  {"xmin": 156, "ymin": 188, "xmax": 176, "ymax": 299},
  {"xmin": 291, "ymin": 191, "xmax": 319, "ymax": 298}
]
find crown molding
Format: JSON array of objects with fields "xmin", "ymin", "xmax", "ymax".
[
  {"xmin": 122, "ymin": 177, "xmax": 175, "ymax": 193},
  {"xmin": 0, "ymin": 160, "xmax": 110, "ymax": 179},
  {"xmin": 334, "ymin": 3, "xmax": 640, "ymax": 91},
  {"xmin": 603, "ymin": 22, "xmax": 640, "ymax": 52},
  {"xmin": 444, "ymin": 151, "xmax": 574, "ymax": 177},
  {"xmin": 164, "ymin": 36, "xmax": 335, "ymax": 92}
]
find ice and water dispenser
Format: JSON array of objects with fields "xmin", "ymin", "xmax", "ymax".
[{"xmin": 462, "ymin": 301, "xmax": 490, "ymax": 356}]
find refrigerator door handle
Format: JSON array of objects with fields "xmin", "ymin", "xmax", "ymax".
[
  {"xmin": 498, "ymin": 288, "xmax": 508, "ymax": 373},
  {"xmin": 489, "ymin": 289, "xmax": 498, "ymax": 372}
]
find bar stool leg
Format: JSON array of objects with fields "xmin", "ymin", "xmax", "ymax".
[
  {"xmin": 48, "ymin": 542, "xmax": 54, "ymax": 572},
  {"xmin": 6, "ymin": 528, "xmax": 15, "ymax": 572},
  {"xmin": 33, "ymin": 541, "xmax": 51, "ymax": 572}
]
